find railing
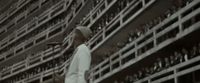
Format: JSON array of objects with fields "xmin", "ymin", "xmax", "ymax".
[
  {"xmin": 16, "ymin": 25, "xmax": 27, "ymax": 37},
  {"xmin": 0, "ymin": 0, "xmax": 33, "ymax": 24},
  {"xmin": 15, "ymin": 10, "xmax": 27, "ymax": 24},
  {"xmin": 2, "ymin": 0, "xmax": 200, "ymax": 83},
  {"xmin": 1, "ymin": 67, "xmax": 12, "ymax": 78},
  {"xmin": 0, "ymin": 23, "xmax": 64, "ymax": 78},
  {"xmin": 87, "ymin": 0, "xmax": 149, "ymax": 51},
  {"xmin": 0, "ymin": 0, "xmax": 89, "ymax": 81},
  {"xmin": 89, "ymin": 0, "xmax": 200, "ymax": 82},
  {"xmin": 0, "ymin": 45, "xmax": 61, "ymax": 79},
  {"xmin": 0, "ymin": 0, "xmax": 77, "ymax": 53},
  {"xmin": 12, "ymin": 60, "xmax": 26, "ymax": 73},
  {"xmin": 0, "ymin": 0, "xmax": 61, "ymax": 43},
  {"xmin": 81, "ymin": 0, "xmax": 107, "ymax": 26},
  {"xmin": 0, "ymin": 0, "xmax": 69, "ymax": 61},
  {"xmin": 135, "ymin": 55, "xmax": 200, "ymax": 83}
]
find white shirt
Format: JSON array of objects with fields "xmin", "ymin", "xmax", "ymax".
[{"xmin": 65, "ymin": 44, "xmax": 91, "ymax": 83}]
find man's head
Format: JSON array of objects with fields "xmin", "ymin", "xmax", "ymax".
[{"xmin": 72, "ymin": 26, "xmax": 92, "ymax": 47}]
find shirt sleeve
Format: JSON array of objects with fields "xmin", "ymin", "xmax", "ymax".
[{"xmin": 77, "ymin": 47, "xmax": 91, "ymax": 83}]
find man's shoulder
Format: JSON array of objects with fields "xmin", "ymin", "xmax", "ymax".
[
  {"xmin": 78, "ymin": 44, "xmax": 90, "ymax": 50},
  {"xmin": 77, "ymin": 44, "xmax": 91, "ymax": 56}
]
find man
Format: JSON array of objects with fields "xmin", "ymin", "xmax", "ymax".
[
  {"xmin": 169, "ymin": 55, "xmax": 175, "ymax": 66},
  {"xmin": 144, "ymin": 67, "xmax": 150, "ymax": 77},
  {"xmin": 190, "ymin": 45, "xmax": 198, "ymax": 59},
  {"xmin": 138, "ymin": 70, "xmax": 144, "ymax": 79},
  {"xmin": 157, "ymin": 58, "xmax": 164, "ymax": 71},
  {"xmin": 153, "ymin": 62, "xmax": 159, "ymax": 72},
  {"xmin": 164, "ymin": 57, "xmax": 170, "ymax": 68},
  {"xmin": 181, "ymin": 48, "xmax": 189, "ymax": 61},
  {"xmin": 132, "ymin": 74, "xmax": 138, "ymax": 82},
  {"xmin": 174, "ymin": 51, "xmax": 183, "ymax": 64},
  {"xmin": 65, "ymin": 25, "xmax": 92, "ymax": 83}
]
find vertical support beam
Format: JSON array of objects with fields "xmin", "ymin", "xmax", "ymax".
[
  {"xmin": 39, "ymin": 0, "xmax": 42, "ymax": 8},
  {"xmin": 105, "ymin": 0, "xmax": 108, "ymax": 7},
  {"xmin": 142, "ymin": 0, "xmax": 146, "ymax": 6},
  {"xmin": 119, "ymin": 14, "xmax": 123, "ymax": 26},
  {"xmin": 174, "ymin": 69, "xmax": 178, "ymax": 83},
  {"xmin": 40, "ymin": 73, "xmax": 43, "ymax": 83},
  {"xmin": 25, "ymin": 55, "xmax": 29, "ymax": 67},
  {"xmin": 99, "ymin": 67, "xmax": 102, "ymax": 79},
  {"xmin": 153, "ymin": 29, "xmax": 157, "ymax": 47},
  {"xmin": 24, "ymin": 11, "xmax": 27, "ymax": 19},
  {"xmin": 89, "ymin": 70, "xmax": 94, "ymax": 83},
  {"xmin": 148, "ymin": 79, "xmax": 151, "ymax": 83},
  {"xmin": 178, "ymin": 13, "xmax": 183, "ymax": 33},
  {"xmin": 103, "ymin": 28, "xmax": 106, "ymax": 39},
  {"xmin": 134, "ymin": 50, "xmax": 137, "ymax": 59},
  {"xmin": 135, "ymin": 43, "xmax": 139, "ymax": 57},
  {"xmin": 119, "ymin": 51, "xmax": 123, "ymax": 67}
]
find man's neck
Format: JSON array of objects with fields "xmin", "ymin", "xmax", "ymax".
[{"xmin": 73, "ymin": 42, "xmax": 83, "ymax": 49}]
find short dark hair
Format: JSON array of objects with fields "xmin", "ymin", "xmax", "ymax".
[{"xmin": 74, "ymin": 30, "xmax": 87, "ymax": 41}]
